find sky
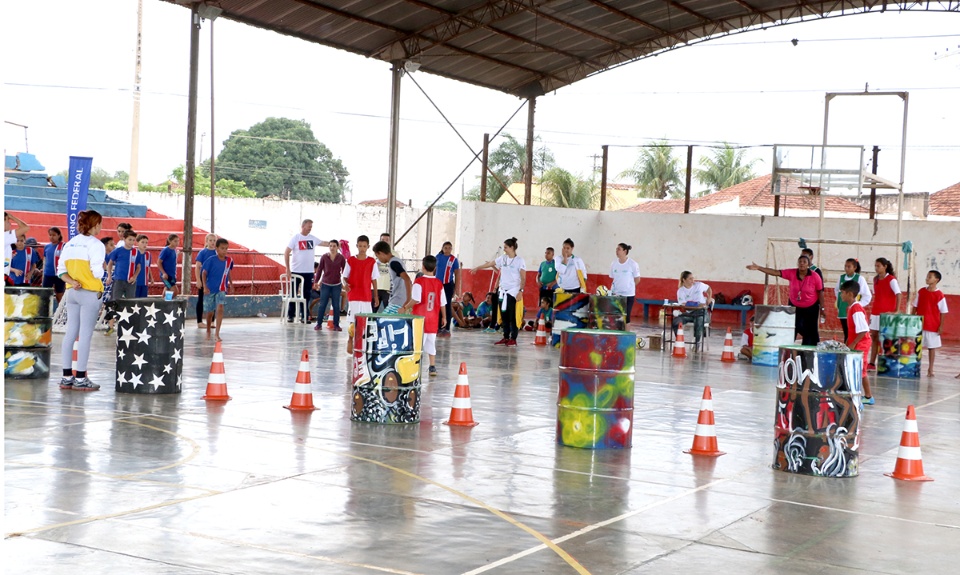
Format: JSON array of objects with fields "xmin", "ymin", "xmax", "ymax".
[{"xmin": 3, "ymin": 1, "xmax": 959, "ymax": 209}]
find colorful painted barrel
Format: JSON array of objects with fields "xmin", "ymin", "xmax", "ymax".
[
  {"xmin": 773, "ymin": 345, "xmax": 863, "ymax": 478},
  {"xmin": 557, "ymin": 329, "xmax": 636, "ymax": 449},
  {"xmin": 551, "ymin": 291, "xmax": 590, "ymax": 346},
  {"xmin": 4, "ymin": 286, "xmax": 53, "ymax": 320},
  {"xmin": 115, "ymin": 298, "xmax": 187, "ymax": 394},
  {"xmin": 877, "ymin": 313, "xmax": 923, "ymax": 379},
  {"xmin": 588, "ymin": 295, "xmax": 626, "ymax": 331},
  {"xmin": 4, "ymin": 347, "xmax": 51, "ymax": 379},
  {"xmin": 752, "ymin": 305, "xmax": 796, "ymax": 366},
  {"xmin": 4, "ymin": 319, "xmax": 53, "ymax": 348},
  {"xmin": 351, "ymin": 314, "xmax": 424, "ymax": 424}
]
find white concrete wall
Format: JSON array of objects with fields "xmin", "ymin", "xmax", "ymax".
[
  {"xmin": 118, "ymin": 190, "xmax": 457, "ymax": 266},
  {"xmin": 456, "ymin": 201, "xmax": 960, "ymax": 294}
]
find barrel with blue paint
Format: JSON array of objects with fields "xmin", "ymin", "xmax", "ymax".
[
  {"xmin": 588, "ymin": 295, "xmax": 627, "ymax": 331},
  {"xmin": 877, "ymin": 313, "xmax": 922, "ymax": 379},
  {"xmin": 557, "ymin": 329, "xmax": 636, "ymax": 449},
  {"xmin": 352, "ymin": 314, "xmax": 424, "ymax": 424},
  {"xmin": 752, "ymin": 305, "xmax": 796, "ymax": 366},
  {"xmin": 773, "ymin": 345, "xmax": 863, "ymax": 477}
]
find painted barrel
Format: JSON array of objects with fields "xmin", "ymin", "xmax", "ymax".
[
  {"xmin": 557, "ymin": 329, "xmax": 636, "ymax": 449},
  {"xmin": 5, "ymin": 319, "xmax": 53, "ymax": 348},
  {"xmin": 773, "ymin": 345, "xmax": 863, "ymax": 477},
  {"xmin": 752, "ymin": 305, "xmax": 796, "ymax": 366},
  {"xmin": 4, "ymin": 286, "xmax": 53, "ymax": 320},
  {"xmin": 877, "ymin": 313, "xmax": 923, "ymax": 379},
  {"xmin": 351, "ymin": 314, "xmax": 424, "ymax": 424},
  {"xmin": 115, "ymin": 298, "xmax": 187, "ymax": 394},
  {"xmin": 588, "ymin": 295, "xmax": 627, "ymax": 331},
  {"xmin": 4, "ymin": 347, "xmax": 51, "ymax": 379},
  {"xmin": 551, "ymin": 291, "xmax": 590, "ymax": 347}
]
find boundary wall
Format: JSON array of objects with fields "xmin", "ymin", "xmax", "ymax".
[{"xmin": 455, "ymin": 201, "xmax": 960, "ymax": 340}]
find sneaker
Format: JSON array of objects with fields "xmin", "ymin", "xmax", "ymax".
[
  {"xmin": 333, "ymin": 326, "xmax": 343, "ymax": 332},
  {"xmin": 493, "ymin": 338, "xmax": 508, "ymax": 345},
  {"xmin": 867, "ymin": 363, "xmax": 877, "ymax": 371},
  {"xmin": 59, "ymin": 376, "xmax": 75, "ymax": 389},
  {"xmin": 439, "ymin": 330, "xmax": 451, "ymax": 337},
  {"xmin": 103, "ymin": 327, "xmax": 115, "ymax": 336},
  {"xmin": 314, "ymin": 324, "xmax": 322, "ymax": 331},
  {"xmin": 428, "ymin": 366, "xmax": 437, "ymax": 377},
  {"xmin": 482, "ymin": 327, "xmax": 496, "ymax": 333},
  {"xmin": 72, "ymin": 378, "xmax": 101, "ymax": 392},
  {"xmin": 862, "ymin": 396, "xmax": 875, "ymax": 405},
  {"xmin": 505, "ymin": 339, "xmax": 517, "ymax": 347}
]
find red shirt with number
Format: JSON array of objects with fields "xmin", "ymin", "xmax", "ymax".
[{"xmin": 412, "ymin": 275, "xmax": 446, "ymax": 334}]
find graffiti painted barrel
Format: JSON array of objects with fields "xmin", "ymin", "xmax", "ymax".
[
  {"xmin": 4, "ymin": 286, "xmax": 53, "ymax": 320},
  {"xmin": 115, "ymin": 298, "xmax": 187, "ymax": 394},
  {"xmin": 587, "ymin": 295, "xmax": 627, "ymax": 331},
  {"xmin": 877, "ymin": 313, "xmax": 923, "ymax": 379},
  {"xmin": 557, "ymin": 329, "xmax": 636, "ymax": 449},
  {"xmin": 551, "ymin": 291, "xmax": 590, "ymax": 347},
  {"xmin": 351, "ymin": 314, "xmax": 424, "ymax": 424},
  {"xmin": 773, "ymin": 345, "xmax": 863, "ymax": 477},
  {"xmin": 752, "ymin": 305, "xmax": 796, "ymax": 366}
]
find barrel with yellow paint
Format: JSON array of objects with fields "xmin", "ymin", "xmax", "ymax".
[
  {"xmin": 557, "ymin": 329, "xmax": 636, "ymax": 449},
  {"xmin": 351, "ymin": 314, "xmax": 424, "ymax": 424}
]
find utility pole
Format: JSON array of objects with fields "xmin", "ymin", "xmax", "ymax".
[{"xmin": 127, "ymin": 0, "xmax": 143, "ymax": 195}]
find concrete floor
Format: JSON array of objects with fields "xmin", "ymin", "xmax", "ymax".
[{"xmin": 5, "ymin": 319, "xmax": 960, "ymax": 574}]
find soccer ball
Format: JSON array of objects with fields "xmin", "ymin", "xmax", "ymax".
[
  {"xmin": 740, "ymin": 295, "xmax": 754, "ymax": 307},
  {"xmin": 637, "ymin": 338, "xmax": 646, "ymax": 350},
  {"xmin": 596, "ymin": 286, "xmax": 608, "ymax": 296}
]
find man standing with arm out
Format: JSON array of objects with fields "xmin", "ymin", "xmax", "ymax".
[{"xmin": 283, "ymin": 219, "xmax": 329, "ymax": 323}]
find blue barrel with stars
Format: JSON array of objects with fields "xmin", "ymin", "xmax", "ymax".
[{"xmin": 114, "ymin": 298, "xmax": 187, "ymax": 394}]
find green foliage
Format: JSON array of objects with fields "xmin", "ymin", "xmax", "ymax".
[
  {"xmin": 214, "ymin": 117, "xmax": 349, "ymax": 202},
  {"xmin": 539, "ymin": 168, "xmax": 599, "ymax": 210},
  {"xmin": 103, "ymin": 181, "xmax": 126, "ymax": 191},
  {"xmin": 56, "ymin": 166, "xmax": 111, "ymax": 190},
  {"xmin": 619, "ymin": 140, "xmax": 685, "ymax": 199},
  {"xmin": 694, "ymin": 143, "xmax": 760, "ymax": 193},
  {"xmin": 430, "ymin": 201, "xmax": 458, "ymax": 212},
  {"xmin": 165, "ymin": 164, "xmax": 256, "ymax": 198},
  {"xmin": 483, "ymin": 133, "xmax": 555, "ymax": 202}
]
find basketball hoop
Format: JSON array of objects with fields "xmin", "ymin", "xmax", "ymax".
[{"xmin": 798, "ymin": 186, "xmax": 822, "ymax": 196}]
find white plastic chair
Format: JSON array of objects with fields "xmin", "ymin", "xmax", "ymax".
[{"xmin": 279, "ymin": 274, "xmax": 307, "ymax": 323}]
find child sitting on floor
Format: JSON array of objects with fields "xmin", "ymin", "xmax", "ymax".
[
  {"xmin": 477, "ymin": 291, "xmax": 497, "ymax": 332},
  {"xmin": 451, "ymin": 292, "xmax": 480, "ymax": 328},
  {"xmin": 525, "ymin": 296, "xmax": 553, "ymax": 331}
]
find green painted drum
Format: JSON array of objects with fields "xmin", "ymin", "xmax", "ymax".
[
  {"xmin": 557, "ymin": 329, "xmax": 636, "ymax": 449},
  {"xmin": 351, "ymin": 314, "xmax": 424, "ymax": 424},
  {"xmin": 877, "ymin": 313, "xmax": 923, "ymax": 379},
  {"xmin": 752, "ymin": 305, "xmax": 796, "ymax": 366},
  {"xmin": 774, "ymin": 345, "xmax": 863, "ymax": 477},
  {"xmin": 587, "ymin": 295, "xmax": 627, "ymax": 331}
]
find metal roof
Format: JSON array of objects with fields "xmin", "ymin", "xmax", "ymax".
[{"xmin": 169, "ymin": 1, "xmax": 959, "ymax": 97}]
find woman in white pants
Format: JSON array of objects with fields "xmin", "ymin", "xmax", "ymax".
[{"xmin": 57, "ymin": 210, "xmax": 106, "ymax": 391}]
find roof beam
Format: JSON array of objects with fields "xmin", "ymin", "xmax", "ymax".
[{"xmin": 586, "ymin": 0, "xmax": 686, "ymax": 44}]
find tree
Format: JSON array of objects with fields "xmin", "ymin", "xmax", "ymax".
[
  {"xmin": 539, "ymin": 168, "xmax": 600, "ymax": 210},
  {"xmin": 55, "ymin": 166, "xmax": 111, "ymax": 190},
  {"xmin": 482, "ymin": 133, "xmax": 555, "ymax": 202},
  {"xmin": 429, "ymin": 201, "xmax": 458, "ymax": 212},
  {"xmin": 694, "ymin": 143, "xmax": 760, "ymax": 193},
  {"xmin": 619, "ymin": 140, "xmax": 685, "ymax": 199},
  {"xmin": 165, "ymin": 164, "xmax": 257, "ymax": 198},
  {"xmin": 214, "ymin": 117, "xmax": 349, "ymax": 202}
]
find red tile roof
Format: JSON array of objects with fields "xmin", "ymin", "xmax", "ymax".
[
  {"xmin": 622, "ymin": 175, "xmax": 868, "ymax": 214},
  {"xmin": 929, "ymin": 181, "xmax": 960, "ymax": 217}
]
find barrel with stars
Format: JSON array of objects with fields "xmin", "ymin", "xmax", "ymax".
[{"xmin": 114, "ymin": 298, "xmax": 187, "ymax": 394}]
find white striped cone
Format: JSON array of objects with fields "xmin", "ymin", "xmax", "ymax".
[
  {"xmin": 71, "ymin": 338, "xmax": 79, "ymax": 376},
  {"xmin": 684, "ymin": 386, "xmax": 725, "ymax": 456},
  {"xmin": 285, "ymin": 350, "xmax": 318, "ymax": 411},
  {"xmin": 672, "ymin": 325, "xmax": 687, "ymax": 358},
  {"xmin": 202, "ymin": 341, "xmax": 231, "ymax": 400},
  {"xmin": 720, "ymin": 328, "xmax": 736, "ymax": 362},
  {"xmin": 444, "ymin": 362, "xmax": 479, "ymax": 427},
  {"xmin": 885, "ymin": 405, "xmax": 933, "ymax": 481},
  {"xmin": 533, "ymin": 318, "xmax": 548, "ymax": 346}
]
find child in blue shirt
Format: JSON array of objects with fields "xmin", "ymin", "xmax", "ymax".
[
  {"xmin": 477, "ymin": 291, "xmax": 498, "ymax": 332},
  {"xmin": 135, "ymin": 234, "xmax": 153, "ymax": 298},
  {"xmin": 105, "ymin": 230, "xmax": 143, "ymax": 300},
  {"xmin": 525, "ymin": 296, "xmax": 554, "ymax": 331},
  {"xmin": 42, "ymin": 227, "xmax": 66, "ymax": 301},
  {"xmin": 201, "ymin": 238, "xmax": 234, "ymax": 341},
  {"xmin": 158, "ymin": 234, "xmax": 180, "ymax": 294},
  {"xmin": 9, "ymin": 235, "xmax": 41, "ymax": 286}
]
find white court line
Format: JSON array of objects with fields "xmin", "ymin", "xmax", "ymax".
[{"xmin": 881, "ymin": 391, "xmax": 960, "ymax": 423}]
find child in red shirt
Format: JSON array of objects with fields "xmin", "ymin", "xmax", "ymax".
[
  {"xmin": 343, "ymin": 235, "xmax": 379, "ymax": 354},
  {"xmin": 868, "ymin": 257, "xmax": 902, "ymax": 369},
  {"xmin": 840, "ymin": 280, "xmax": 874, "ymax": 405},
  {"xmin": 403, "ymin": 255, "xmax": 446, "ymax": 377},
  {"xmin": 913, "ymin": 270, "xmax": 949, "ymax": 377}
]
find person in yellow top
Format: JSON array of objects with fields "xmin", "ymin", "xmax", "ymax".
[{"xmin": 56, "ymin": 210, "xmax": 106, "ymax": 391}]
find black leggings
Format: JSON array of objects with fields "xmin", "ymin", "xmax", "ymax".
[
  {"xmin": 500, "ymin": 293, "xmax": 519, "ymax": 340},
  {"xmin": 197, "ymin": 287, "xmax": 205, "ymax": 324},
  {"xmin": 840, "ymin": 318, "xmax": 849, "ymax": 342},
  {"xmin": 624, "ymin": 296, "xmax": 635, "ymax": 324},
  {"xmin": 794, "ymin": 303, "xmax": 821, "ymax": 346}
]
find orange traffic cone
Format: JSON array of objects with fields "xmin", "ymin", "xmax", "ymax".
[
  {"xmin": 720, "ymin": 328, "xmax": 736, "ymax": 363},
  {"xmin": 672, "ymin": 325, "xmax": 687, "ymax": 358},
  {"xmin": 71, "ymin": 338, "xmax": 79, "ymax": 376},
  {"xmin": 284, "ymin": 350, "xmax": 318, "ymax": 411},
  {"xmin": 444, "ymin": 362, "xmax": 479, "ymax": 427},
  {"xmin": 327, "ymin": 313, "xmax": 333, "ymax": 329},
  {"xmin": 533, "ymin": 318, "xmax": 548, "ymax": 346},
  {"xmin": 885, "ymin": 405, "xmax": 933, "ymax": 481},
  {"xmin": 684, "ymin": 386, "xmax": 725, "ymax": 457},
  {"xmin": 202, "ymin": 341, "xmax": 232, "ymax": 401}
]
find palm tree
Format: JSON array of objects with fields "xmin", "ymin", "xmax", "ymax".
[
  {"xmin": 482, "ymin": 134, "xmax": 555, "ymax": 201},
  {"xmin": 694, "ymin": 143, "xmax": 760, "ymax": 193},
  {"xmin": 540, "ymin": 167, "xmax": 600, "ymax": 209},
  {"xmin": 619, "ymin": 140, "xmax": 685, "ymax": 199}
]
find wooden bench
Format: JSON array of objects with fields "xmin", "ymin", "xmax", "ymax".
[{"xmin": 637, "ymin": 299, "xmax": 753, "ymax": 330}]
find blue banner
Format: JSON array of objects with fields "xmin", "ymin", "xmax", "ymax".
[{"xmin": 66, "ymin": 156, "xmax": 93, "ymax": 239}]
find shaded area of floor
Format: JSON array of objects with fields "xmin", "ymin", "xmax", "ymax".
[{"xmin": 6, "ymin": 319, "xmax": 960, "ymax": 574}]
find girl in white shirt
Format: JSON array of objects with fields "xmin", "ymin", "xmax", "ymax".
[
  {"xmin": 609, "ymin": 243, "xmax": 641, "ymax": 324},
  {"xmin": 673, "ymin": 271, "xmax": 713, "ymax": 343},
  {"xmin": 475, "ymin": 237, "xmax": 526, "ymax": 346}
]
